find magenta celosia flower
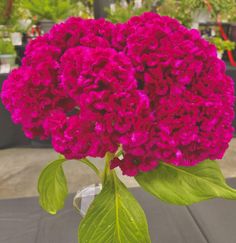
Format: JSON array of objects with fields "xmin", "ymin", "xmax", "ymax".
[
  {"xmin": 60, "ymin": 46, "xmax": 137, "ymax": 104},
  {"xmin": 1, "ymin": 13, "xmax": 234, "ymax": 176}
]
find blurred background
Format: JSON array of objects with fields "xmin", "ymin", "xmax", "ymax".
[{"xmin": 1, "ymin": 0, "xmax": 236, "ymax": 71}]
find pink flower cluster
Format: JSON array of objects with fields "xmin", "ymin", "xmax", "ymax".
[{"xmin": 1, "ymin": 13, "xmax": 234, "ymax": 176}]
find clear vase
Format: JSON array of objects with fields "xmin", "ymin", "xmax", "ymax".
[{"xmin": 73, "ymin": 183, "xmax": 102, "ymax": 217}]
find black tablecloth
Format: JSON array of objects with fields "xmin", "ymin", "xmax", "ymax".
[{"xmin": 0, "ymin": 178, "xmax": 236, "ymax": 243}]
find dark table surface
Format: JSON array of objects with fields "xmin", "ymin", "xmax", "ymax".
[{"xmin": 0, "ymin": 178, "xmax": 236, "ymax": 243}]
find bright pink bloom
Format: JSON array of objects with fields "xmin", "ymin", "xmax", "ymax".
[{"xmin": 1, "ymin": 13, "xmax": 234, "ymax": 176}]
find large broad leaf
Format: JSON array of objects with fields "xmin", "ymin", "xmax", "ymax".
[
  {"xmin": 78, "ymin": 172, "xmax": 151, "ymax": 243},
  {"xmin": 135, "ymin": 160, "xmax": 236, "ymax": 205},
  {"xmin": 38, "ymin": 157, "xmax": 68, "ymax": 214}
]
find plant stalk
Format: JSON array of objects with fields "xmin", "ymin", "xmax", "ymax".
[
  {"xmin": 79, "ymin": 158, "xmax": 102, "ymax": 179},
  {"xmin": 102, "ymin": 152, "xmax": 115, "ymax": 185}
]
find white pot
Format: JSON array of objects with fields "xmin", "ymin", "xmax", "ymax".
[
  {"xmin": 10, "ymin": 32, "xmax": 22, "ymax": 46},
  {"xmin": 18, "ymin": 19, "xmax": 31, "ymax": 31},
  {"xmin": 191, "ymin": 8, "xmax": 211, "ymax": 29},
  {"xmin": 39, "ymin": 19, "xmax": 55, "ymax": 34},
  {"xmin": 0, "ymin": 54, "xmax": 16, "ymax": 73},
  {"xmin": 217, "ymin": 51, "xmax": 223, "ymax": 59}
]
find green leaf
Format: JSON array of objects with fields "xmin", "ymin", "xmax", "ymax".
[
  {"xmin": 38, "ymin": 157, "xmax": 68, "ymax": 214},
  {"xmin": 135, "ymin": 160, "xmax": 236, "ymax": 205},
  {"xmin": 78, "ymin": 172, "xmax": 151, "ymax": 243}
]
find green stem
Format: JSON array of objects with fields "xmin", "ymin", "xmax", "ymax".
[
  {"xmin": 102, "ymin": 152, "xmax": 115, "ymax": 185},
  {"xmin": 79, "ymin": 158, "xmax": 102, "ymax": 179},
  {"xmin": 114, "ymin": 144, "xmax": 123, "ymax": 158},
  {"xmin": 79, "ymin": 146, "xmax": 122, "ymax": 185}
]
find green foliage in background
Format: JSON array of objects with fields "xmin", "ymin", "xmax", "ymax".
[
  {"xmin": 222, "ymin": 2, "xmax": 236, "ymax": 22},
  {"xmin": 21, "ymin": 0, "xmax": 77, "ymax": 21},
  {"xmin": 106, "ymin": 0, "xmax": 153, "ymax": 23},
  {"xmin": 185, "ymin": 0, "xmax": 236, "ymax": 16},
  {"xmin": 0, "ymin": 0, "xmax": 21, "ymax": 26},
  {"xmin": 70, "ymin": 0, "xmax": 94, "ymax": 19},
  {"xmin": 1, "ymin": 0, "xmax": 235, "ymax": 33},
  {"xmin": 157, "ymin": 0, "xmax": 193, "ymax": 28},
  {"xmin": 157, "ymin": 0, "xmax": 236, "ymax": 27},
  {"xmin": 0, "ymin": 0, "xmax": 94, "ymax": 32},
  {"xmin": 209, "ymin": 37, "xmax": 235, "ymax": 52},
  {"xmin": 106, "ymin": 0, "xmax": 235, "ymax": 27},
  {"xmin": 0, "ymin": 0, "xmax": 31, "ymax": 32},
  {"xmin": 0, "ymin": 39, "xmax": 16, "ymax": 55},
  {"xmin": 0, "ymin": 0, "xmax": 7, "ymax": 25}
]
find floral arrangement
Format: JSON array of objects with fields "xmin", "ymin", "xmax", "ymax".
[{"xmin": 1, "ymin": 13, "xmax": 236, "ymax": 242}]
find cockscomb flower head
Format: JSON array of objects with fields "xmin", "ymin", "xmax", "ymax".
[{"xmin": 1, "ymin": 13, "xmax": 234, "ymax": 176}]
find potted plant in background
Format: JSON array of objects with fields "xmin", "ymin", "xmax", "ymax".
[
  {"xmin": 190, "ymin": 0, "xmax": 234, "ymax": 36},
  {"xmin": 156, "ymin": 0, "xmax": 193, "ymax": 28},
  {"xmin": 157, "ymin": 0, "xmax": 234, "ymax": 30},
  {"xmin": 0, "ymin": 0, "xmax": 30, "ymax": 32},
  {"xmin": 106, "ymin": 0, "xmax": 151, "ymax": 23},
  {"xmin": 0, "ymin": 0, "xmax": 31, "ymax": 65},
  {"xmin": 10, "ymin": 1, "xmax": 31, "ymax": 41},
  {"xmin": 223, "ymin": 4, "xmax": 236, "ymax": 59},
  {"xmin": 227, "ymin": 5, "xmax": 236, "ymax": 40},
  {"xmin": 208, "ymin": 36, "xmax": 235, "ymax": 59},
  {"xmin": 70, "ymin": 0, "xmax": 94, "ymax": 19},
  {"xmin": 0, "ymin": 39, "xmax": 16, "ymax": 73},
  {"xmin": 21, "ymin": 0, "xmax": 78, "ymax": 33}
]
